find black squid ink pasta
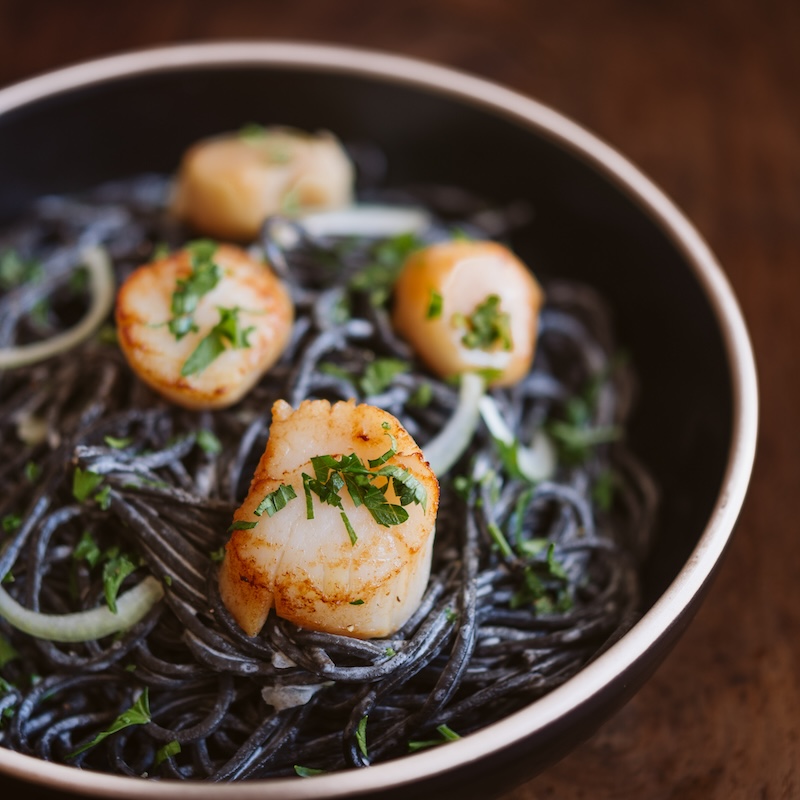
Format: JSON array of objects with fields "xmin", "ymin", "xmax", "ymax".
[{"xmin": 0, "ymin": 166, "xmax": 658, "ymax": 780}]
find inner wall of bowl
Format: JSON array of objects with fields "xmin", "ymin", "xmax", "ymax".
[{"xmin": 0, "ymin": 65, "xmax": 733, "ymax": 607}]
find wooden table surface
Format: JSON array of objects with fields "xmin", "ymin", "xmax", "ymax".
[{"xmin": 0, "ymin": 1, "xmax": 797, "ymax": 798}]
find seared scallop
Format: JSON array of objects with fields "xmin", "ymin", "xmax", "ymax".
[
  {"xmin": 219, "ymin": 399, "xmax": 439, "ymax": 639},
  {"xmin": 116, "ymin": 243, "xmax": 293, "ymax": 410},
  {"xmin": 172, "ymin": 126, "xmax": 354, "ymax": 241},
  {"xmin": 392, "ymin": 240, "xmax": 544, "ymax": 387}
]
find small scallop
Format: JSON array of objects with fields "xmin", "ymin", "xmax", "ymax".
[
  {"xmin": 392, "ymin": 240, "xmax": 544, "ymax": 386},
  {"xmin": 171, "ymin": 126, "xmax": 354, "ymax": 241},
  {"xmin": 219, "ymin": 398, "xmax": 440, "ymax": 639},
  {"xmin": 116, "ymin": 244, "xmax": 293, "ymax": 410}
]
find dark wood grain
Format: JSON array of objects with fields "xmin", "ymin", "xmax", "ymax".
[{"xmin": 0, "ymin": 1, "xmax": 797, "ymax": 797}]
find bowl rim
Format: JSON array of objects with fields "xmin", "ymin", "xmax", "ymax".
[{"xmin": 0, "ymin": 40, "xmax": 758, "ymax": 799}]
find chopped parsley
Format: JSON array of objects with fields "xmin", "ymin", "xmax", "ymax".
[
  {"xmin": 181, "ymin": 306, "xmax": 255, "ymax": 377},
  {"xmin": 510, "ymin": 541, "xmax": 572, "ymax": 613},
  {"xmin": 360, "ymin": 358, "xmax": 409, "ymax": 396},
  {"xmin": 592, "ymin": 469, "xmax": 616, "ymax": 511},
  {"xmin": 168, "ymin": 240, "xmax": 222, "ymax": 340},
  {"xmin": 349, "ymin": 231, "xmax": 422, "ymax": 307},
  {"xmin": 301, "ymin": 423, "xmax": 427, "ymax": 545},
  {"xmin": 254, "ymin": 484, "xmax": 298, "ymax": 518},
  {"xmin": 0, "ymin": 249, "xmax": 42, "ymax": 289},
  {"xmin": 72, "ymin": 467, "xmax": 105, "ymax": 503},
  {"xmin": 73, "ymin": 530, "xmax": 102, "ymax": 569},
  {"xmin": 0, "ymin": 634, "xmax": 19, "ymax": 668},
  {"xmin": 24, "ymin": 461, "xmax": 41, "ymax": 483},
  {"xmin": 1, "ymin": 514, "xmax": 21, "ymax": 534},
  {"xmin": 294, "ymin": 765, "xmax": 325, "ymax": 777},
  {"xmin": 426, "ymin": 289, "xmax": 443, "ymax": 319},
  {"xmin": 209, "ymin": 546, "xmax": 226, "ymax": 563},
  {"xmin": 104, "ymin": 435, "xmax": 133, "ymax": 450},
  {"xmin": 349, "ymin": 598, "xmax": 365, "ymax": 606},
  {"xmin": 69, "ymin": 689, "xmax": 151, "ymax": 758},
  {"xmin": 196, "ymin": 429, "xmax": 222, "ymax": 455},
  {"xmin": 408, "ymin": 724, "xmax": 461, "ymax": 752},
  {"xmin": 227, "ymin": 520, "xmax": 258, "ymax": 533},
  {"xmin": 319, "ymin": 361, "xmax": 354, "ymax": 384},
  {"xmin": 408, "ymin": 381, "xmax": 433, "ymax": 408},
  {"xmin": 356, "ymin": 715, "xmax": 369, "ymax": 759},
  {"xmin": 154, "ymin": 739, "xmax": 181, "ymax": 767},
  {"xmin": 453, "ymin": 294, "xmax": 512, "ymax": 351},
  {"xmin": 102, "ymin": 551, "xmax": 139, "ymax": 614}
]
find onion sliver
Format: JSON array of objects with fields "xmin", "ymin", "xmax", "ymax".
[
  {"xmin": 479, "ymin": 395, "xmax": 556, "ymax": 482},
  {"xmin": 0, "ymin": 576, "xmax": 165, "ymax": 642},
  {"xmin": 0, "ymin": 245, "xmax": 115, "ymax": 370},
  {"xmin": 424, "ymin": 371, "xmax": 485, "ymax": 477}
]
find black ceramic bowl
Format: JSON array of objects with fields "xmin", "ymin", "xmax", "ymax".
[{"xmin": 0, "ymin": 42, "xmax": 757, "ymax": 800}]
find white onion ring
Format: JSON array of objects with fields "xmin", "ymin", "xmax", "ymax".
[
  {"xmin": 479, "ymin": 394, "xmax": 556, "ymax": 482},
  {"xmin": 423, "ymin": 371, "xmax": 485, "ymax": 477},
  {"xmin": 0, "ymin": 576, "xmax": 164, "ymax": 642},
  {"xmin": 0, "ymin": 245, "xmax": 115, "ymax": 369}
]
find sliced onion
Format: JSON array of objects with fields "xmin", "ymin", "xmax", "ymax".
[
  {"xmin": 0, "ymin": 576, "xmax": 164, "ymax": 642},
  {"xmin": 272, "ymin": 205, "xmax": 431, "ymax": 248},
  {"xmin": 424, "ymin": 372, "xmax": 485, "ymax": 477},
  {"xmin": 0, "ymin": 245, "xmax": 115, "ymax": 370},
  {"xmin": 479, "ymin": 395, "xmax": 556, "ymax": 482}
]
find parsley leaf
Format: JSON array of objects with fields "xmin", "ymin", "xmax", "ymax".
[
  {"xmin": 510, "ymin": 541, "xmax": 572, "ymax": 613},
  {"xmin": 69, "ymin": 689, "xmax": 151, "ymax": 758},
  {"xmin": 349, "ymin": 232, "xmax": 422, "ymax": 307},
  {"xmin": 454, "ymin": 294, "xmax": 512, "ymax": 351},
  {"xmin": 408, "ymin": 724, "xmax": 461, "ymax": 752},
  {"xmin": 426, "ymin": 289, "xmax": 443, "ymax": 319},
  {"xmin": 168, "ymin": 240, "xmax": 222, "ymax": 340},
  {"xmin": 196, "ymin": 429, "xmax": 222, "ymax": 455},
  {"xmin": 254, "ymin": 484, "xmax": 298, "ymax": 518},
  {"xmin": 0, "ymin": 249, "xmax": 42, "ymax": 289},
  {"xmin": 227, "ymin": 520, "xmax": 258, "ymax": 533},
  {"xmin": 1, "ymin": 514, "xmax": 21, "ymax": 534},
  {"xmin": 359, "ymin": 358, "xmax": 410, "ymax": 396},
  {"xmin": 0, "ymin": 634, "xmax": 19, "ymax": 668},
  {"xmin": 102, "ymin": 553, "xmax": 139, "ymax": 614},
  {"xmin": 154, "ymin": 739, "xmax": 181, "ymax": 767},
  {"xmin": 73, "ymin": 530, "xmax": 102, "ymax": 568},
  {"xmin": 104, "ymin": 435, "xmax": 133, "ymax": 449},
  {"xmin": 181, "ymin": 306, "xmax": 255, "ymax": 377},
  {"xmin": 356, "ymin": 715, "xmax": 369, "ymax": 759},
  {"xmin": 72, "ymin": 468, "xmax": 104, "ymax": 502},
  {"xmin": 294, "ymin": 765, "xmax": 325, "ymax": 777}
]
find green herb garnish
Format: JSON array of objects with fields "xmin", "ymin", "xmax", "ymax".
[
  {"xmin": 454, "ymin": 294, "xmax": 512, "ymax": 351},
  {"xmin": 0, "ymin": 249, "xmax": 42, "ymax": 289},
  {"xmin": 360, "ymin": 358, "xmax": 409, "ymax": 396},
  {"xmin": 426, "ymin": 289, "xmax": 443, "ymax": 319},
  {"xmin": 72, "ymin": 468, "xmax": 104, "ymax": 502},
  {"xmin": 104, "ymin": 435, "xmax": 133, "ymax": 450},
  {"xmin": 254, "ymin": 484, "xmax": 298, "ymax": 518},
  {"xmin": 349, "ymin": 232, "xmax": 422, "ymax": 307},
  {"xmin": 209, "ymin": 546, "xmax": 226, "ymax": 563},
  {"xmin": 294, "ymin": 765, "xmax": 325, "ymax": 777},
  {"xmin": 301, "ymin": 427, "xmax": 427, "ymax": 546},
  {"xmin": 168, "ymin": 240, "xmax": 222, "ymax": 340},
  {"xmin": 196, "ymin": 429, "xmax": 222, "ymax": 455},
  {"xmin": 1, "ymin": 514, "xmax": 21, "ymax": 534},
  {"xmin": 103, "ymin": 552, "xmax": 139, "ymax": 614},
  {"xmin": 69, "ymin": 689, "xmax": 151, "ymax": 758},
  {"xmin": 154, "ymin": 739, "xmax": 181, "ymax": 767},
  {"xmin": 0, "ymin": 634, "xmax": 19, "ymax": 668},
  {"xmin": 510, "ymin": 541, "xmax": 572, "ymax": 613},
  {"xmin": 227, "ymin": 520, "xmax": 258, "ymax": 533},
  {"xmin": 408, "ymin": 724, "xmax": 461, "ymax": 752},
  {"xmin": 181, "ymin": 306, "xmax": 255, "ymax": 377},
  {"xmin": 349, "ymin": 599, "xmax": 365, "ymax": 606},
  {"xmin": 24, "ymin": 461, "xmax": 41, "ymax": 483},
  {"xmin": 73, "ymin": 530, "xmax": 102, "ymax": 568},
  {"xmin": 356, "ymin": 715, "xmax": 369, "ymax": 759},
  {"xmin": 408, "ymin": 382, "xmax": 433, "ymax": 408}
]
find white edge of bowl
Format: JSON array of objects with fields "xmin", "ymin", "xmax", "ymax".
[{"xmin": 0, "ymin": 41, "xmax": 758, "ymax": 799}]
